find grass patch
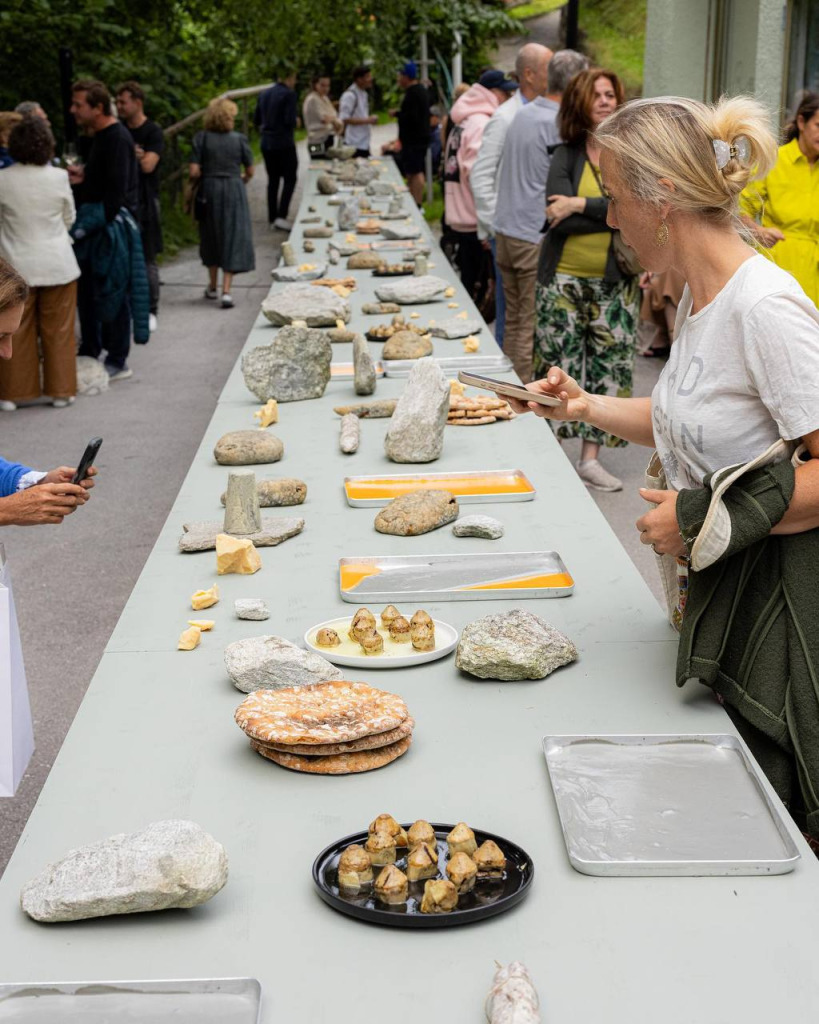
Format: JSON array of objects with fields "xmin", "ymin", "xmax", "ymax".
[
  {"xmin": 158, "ymin": 193, "xmax": 199, "ymax": 262},
  {"xmin": 579, "ymin": 0, "xmax": 646, "ymax": 96},
  {"xmin": 509, "ymin": 0, "xmax": 566, "ymax": 20},
  {"xmin": 423, "ymin": 179, "xmax": 444, "ymax": 225}
]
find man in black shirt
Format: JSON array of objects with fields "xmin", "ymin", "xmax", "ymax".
[
  {"xmin": 254, "ymin": 71, "xmax": 298, "ymax": 231},
  {"xmin": 69, "ymin": 79, "xmax": 140, "ymax": 380},
  {"xmin": 396, "ymin": 61, "xmax": 430, "ymax": 205},
  {"xmin": 116, "ymin": 81, "xmax": 164, "ymax": 331}
]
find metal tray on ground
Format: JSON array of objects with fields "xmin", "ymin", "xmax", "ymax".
[
  {"xmin": 384, "ymin": 354, "xmax": 514, "ymax": 376},
  {"xmin": 313, "ymin": 822, "xmax": 534, "ymax": 928},
  {"xmin": 344, "ymin": 468, "xmax": 536, "ymax": 507},
  {"xmin": 340, "ymin": 550, "xmax": 573, "ymax": 602},
  {"xmin": 543, "ymin": 734, "xmax": 801, "ymax": 877},
  {"xmin": 330, "ymin": 361, "xmax": 384, "ymax": 380},
  {"xmin": 0, "ymin": 978, "xmax": 261, "ymax": 1022}
]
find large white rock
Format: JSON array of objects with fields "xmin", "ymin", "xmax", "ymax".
[
  {"xmin": 455, "ymin": 610, "xmax": 578, "ymax": 681},
  {"xmin": 261, "ymin": 284, "xmax": 350, "ymax": 327},
  {"xmin": 20, "ymin": 820, "xmax": 228, "ymax": 923},
  {"xmin": 384, "ymin": 357, "xmax": 450, "ymax": 464},
  {"xmin": 374, "ymin": 275, "xmax": 448, "ymax": 305},
  {"xmin": 225, "ymin": 635, "xmax": 343, "ymax": 692}
]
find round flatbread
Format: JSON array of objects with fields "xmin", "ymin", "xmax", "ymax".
[
  {"xmin": 250, "ymin": 734, "xmax": 412, "ymax": 774},
  {"xmin": 234, "ymin": 679, "xmax": 409, "ymax": 746},
  {"xmin": 259, "ymin": 717, "xmax": 415, "ymax": 756}
]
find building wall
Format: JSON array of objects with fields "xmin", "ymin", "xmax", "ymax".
[{"xmin": 643, "ymin": 0, "xmax": 712, "ymax": 100}]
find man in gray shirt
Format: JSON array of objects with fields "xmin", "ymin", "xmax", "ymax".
[{"xmin": 493, "ymin": 50, "xmax": 588, "ymax": 382}]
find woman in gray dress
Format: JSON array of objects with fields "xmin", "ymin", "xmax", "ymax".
[{"xmin": 189, "ymin": 98, "xmax": 255, "ymax": 309}]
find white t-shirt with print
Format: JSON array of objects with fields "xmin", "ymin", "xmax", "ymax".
[{"xmin": 652, "ymin": 254, "xmax": 819, "ymax": 491}]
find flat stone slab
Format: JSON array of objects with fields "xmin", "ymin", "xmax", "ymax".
[
  {"xmin": 214, "ymin": 430, "xmax": 284, "ymax": 465},
  {"xmin": 20, "ymin": 820, "xmax": 228, "ymax": 923},
  {"xmin": 179, "ymin": 517, "xmax": 304, "ymax": 552},
  {"xmin": 374, "ymin": 489, "xmax": 458, "ymax": 536},
  {"xmin": 452, "ymin": 515, "xmax": 504, "ymax": 539},
  {"xmin": 271, "ymin": 262, "xmax": 328, "ymax": 283},
  {"xmin": 225, "ymin": 635, "xmax": 343, "ymax": 692},
  {"xmin": 374, "ymin": 275, "xmax": 448, "ymax": 305},
  {"xmin": 235, "ymin": 598, "xmax": 270, "ymax": 620},
  {"xmin": 261, "ymin": 284, "xmax": 350, "ymax": 327},
  {"xmin": 379, "ymin": 223, "xmax": 422, "ymax": 240},
  {"xmin": 366, "ymin": 181, "xmax": 396, "ymax": 195},
  {"xmin": 429, "ymin": 316, "xmax": 483, "ymax": 339},
  {"xmin": 455, "ymin": 610, "xmax": 578, "ymax": 681}
]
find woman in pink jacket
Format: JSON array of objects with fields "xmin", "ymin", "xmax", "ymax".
[{"xmin": 443, "ymin": 70, "xmax": 518, "ymax": 297}]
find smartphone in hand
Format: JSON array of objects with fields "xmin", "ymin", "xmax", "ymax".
[
  {"xmin": 72, "ymin": 437, "xmax": 103, "ymax": 485},
  {"xmin": 457, "ymin": 372, "xmax": 562, "ymax": 408}
]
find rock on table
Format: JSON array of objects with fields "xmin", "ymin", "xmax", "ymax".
[
  {"xmin": 214, "ymin": 431, "xmax": 284, "ymax": 465},
  {"xmin": 225, "ymin": 635, "xmax": 343, "ymax": 692},
  {"xmin": 374, "ymin": 489, "xmax": 459, "ymax": 536},
  {"xmin": 382, "ymin": 330, "xmax": 433, "ymax": 361},
  {"xmin": 455, "ymin": 610, "xmax": 578, "ymax": 681},
  {"xmin": 374, "ymin": 275, "xmax": 448, "ymax": 305},
  {"xmin": 242, "ymin": 325, "xmax": 332, "ymax": 402},
  {"xmin": 261, "ymin": 284, "xmax": 350, "ymax": 327},
  {"xmin": 384, "ymin": 357, "xmax": 450, "ymax": 463}
]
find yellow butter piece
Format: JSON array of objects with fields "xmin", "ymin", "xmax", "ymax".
[
  {"xmin": 463, "ymin": 336, "xmax": 480, "ymax": 353},
  {"xmin": 456, "ymin": 310, "xmax": 468, "ymax": 319},
  {"xmin": 188, "ymin": 619, "xmax": 215, "ymax": 631},
  {"xmin": 346, "ymin": 233, "xmax": 356, "ymax": 243},
  {"xmin": 216, "ymin": 534, "xmax": 262, "ymax": 575},
  {"xmin": 449, "ymin": 379, "xmax": 465, "ymax": 396},
  {"xmin": 336, "ymin": 319, "xmax": 346, "ymax": 330},
  {"xmin": 178, "ymin": 626, "xmax": 201, "ymax": 651},
  {"xmin": 332, "ymin": 285, "xmax": 351, "ymax": 298},
  {"xmin": 447, "ymin": 302, "xmax": 459, "ymax": 309},
  {"xmin": 298, "ymin": 263, "xmax": 316, "ymax": 272},
  {"xmin": 428, "ymin": 262, "xmax": 436, "ymax": 268},
  {"xmin": 409, "ymin": 312, "xmax": 420, "ymax": 319},
  {"xmin": 444, "ymin": 287, "xmax": 455, "ymax": 298},
  {"xmin": 191, "ymin": 584, "xmax": 219, "ymax": 610},
  {"xmin": 253, "ymin": 399, "xmax": 279, "ymax": 428}
]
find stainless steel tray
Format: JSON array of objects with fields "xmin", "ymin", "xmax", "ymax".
[
  {"xmin": 384, "ymin": 354, "xmax": 514, "ymax": 376},
  {"xmin": 331, "ymin": 361, "xmax": 384, "ymax": 380},
  {"xmin": 0, "ymin": 978, "xmax": 261, "ymax": 1022},
  {"xmin": 344, "ymin": 468, "xmax": 536, "ymax": 507},
  {"xmin": 340, "ymin": 550, "xmax": 573, "ymax": 602},
  {"xmin": 543, "ymin": 734, "xmax": 801, "ymax": 877}
]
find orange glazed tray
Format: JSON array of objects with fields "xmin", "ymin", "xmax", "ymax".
[{"xmin": 344, "ymin": 469, "xmax": 536, "ymax": 507}]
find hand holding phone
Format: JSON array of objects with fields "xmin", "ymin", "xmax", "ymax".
[
  {"xmin": 72, "ymin": 437, "xmax": 103, "ymax": 485},
  {"xmin": 457, "ymin": 372, "xmax": 562, "ymax": 408}
]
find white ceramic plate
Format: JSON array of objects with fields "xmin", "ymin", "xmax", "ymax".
[{"xmin": 303, "ymin": 615, "xmax": 458, "ymax": 669}]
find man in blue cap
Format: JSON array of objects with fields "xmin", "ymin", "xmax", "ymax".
[{"xmin": 395, "ymin": 61, "xmax": 430, "ymax": 205}]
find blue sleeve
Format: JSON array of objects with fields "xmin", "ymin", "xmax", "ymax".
[{"xmin": 0, "ymin": 457, "xmax": 33, "ymax": 497}]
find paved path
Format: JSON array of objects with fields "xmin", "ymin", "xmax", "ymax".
[{"xmin": 492, "ymin": 10, "xmax": 563, "ymax": 69}]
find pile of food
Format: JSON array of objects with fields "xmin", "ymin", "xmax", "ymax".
[
  {"xmin": 366, "ymin": 319, "xmax": 428, "ymax": 341},
  {"xmin": 372, "ymin": 263, "xmax": 416, "ymax": 277},
  {"xmin": 234, "ymin": 680, "xmax": 413, "ymax": 775},
  {"xmin": 316, "ymin": 605, "xmax": 435, "ymax": 656},
  {"xmin": 448, "ymin": 393, "xmax": 516, "ymax": 427},
  {"xmin": 337, "ymin": 815, "xmax": 507, "ymax": 914}
]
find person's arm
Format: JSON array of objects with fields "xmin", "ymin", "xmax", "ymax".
[
  {"xmin": 188, "ymin": 132, "xmax": 202, "ymax": 180},
  {"xmin": 284, "ymin": 90, "xmax": 297, "ymax": 129},
  {"xmin": 471, "ymin": 114, "xmax": 506, "ymax": 239},
  {"xmin": 136, "ymin": 124, "xmax": 163, "ymax": 174},
  {"xmin": 253, "ymin": 97, "xmax": 263, "ymax": 129},
  {"xmin": 770, "ymin": 430, "xmax": 819, "ymax": 533},
  {"xmin": 546, "ymin": 148, "xmax": 610, "ymax": 235},
  {"xmin": 240, "ymin": 135, "xmax": 254, "ymax": 183}
]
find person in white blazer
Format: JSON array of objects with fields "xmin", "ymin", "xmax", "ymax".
[{"xmin": 0, "ymin": 116, "xmax": 79, "ymax": 409}]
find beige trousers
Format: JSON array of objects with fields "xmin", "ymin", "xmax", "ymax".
[
  {"xmin": 495, "ymin": 232, "xmax": 541, "ymax": 383},
  {"xmin": 0, "ymin": 281, "xmax": 78, "ymax": 402}
]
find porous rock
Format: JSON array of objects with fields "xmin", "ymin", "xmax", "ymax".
[
  {"xmin": 334, "ymin": 400, "xmax": 396, "ymax": 418},
  {"xmin": 347, "ymin": 251, "xmax": 384, "ymax": 270},
  {"xmin": 328, "ymin": 326, "xmax": 357, "ymax": 343},
  {"xmin": 179, "ymin": 517, "xmax": 304, "ymax": 552},
  {"xmin": 262, "ymin": 284, "xmax": 350, "ymax": 327},
  {"xmin": 382, "ymin": 330, "xmax": 433, "ymax": 361},
  {"xmin": 374, "ymin": 489, "xmax": 458, "ymax": 536},
  {"xmin": 379, "ymin": 222, "xmax": 421, "ymax": 240},
  {"xmin": 235, "ymin": 598, "xmax": 270, "ymax": 620},
  {"xmin": 242, "ymin": 326, "xmax": 332, "ymax": 403},
  {"xmin": 353, "ymin": 334, "xmax": 376, "ymax": 395},
  {"xmin": 429, "ymin": 316, "xmax": 483, "ymax": 339},
  {"xmin": 225, "ymin": 635, "xmax": 343, "ymax": 692},
  {"xmin": 384, "ymin": 357, "xmax": 449, "ymax": 463},
  {"xmin": 374, "ymin": 275, "xmax": 448, "ymax": 305},
  {"xmin": 316, "ymin": 173, "xmax": 338, "ymax": 194},
  {"xmin": 76, "ymin": 355, "xmax": 109, "ymax": 396},
  {"xmin": 452, "ymin": 515, "xmax": 504, "ymax": 539},
  {"xmin": 221, "ymin": 478, "xmax": 307, "ymax": 507},
  {"xmin": 303, "ymin": 226, "xmax": 334, "ymax": 238},
  {"xmin": 20, "ymin": 820, "xmax": 228, "ymax": 923},
  {"xmin": 271, "ymin": 261, "xmax": 328, "ymax": 283},
  {"xmin": 455, "ymin": 610, "xmax": 578, "ymax": 681},
  {"xmin": 214, "ymin": 430, "xmax": 284, "ymax": 465},
  {"xmin": 354, "ymin": 164, "xmax": 379, "ymax": 185}
]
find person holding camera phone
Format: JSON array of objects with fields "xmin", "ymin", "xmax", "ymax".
[{"xmin": 0, "ymin": 257, "xmax": 97, "ymax": 525}]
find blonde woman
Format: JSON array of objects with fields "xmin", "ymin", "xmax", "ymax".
[
  {"xmin": 511, "ymin": 96, "xmax": 819, "ymax": 838},
  {"xmin": 189, "ymin": 98, "xmax": 255, "ymax": 308}
]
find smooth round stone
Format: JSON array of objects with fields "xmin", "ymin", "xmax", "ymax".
[
  {"xmin": 214, "ymin": 431, "xmax": 284, "ymax": 466},
  {"xmin": 382, "ymin": 330, "xmax": 433, "ymax": 361},
  {"xmin": 374, "ymin": 489, "xmax": 458, "ymax": 536},
  {"xmin": 452, "ymin": 515, "xmax": 504, "ymax": 540}
]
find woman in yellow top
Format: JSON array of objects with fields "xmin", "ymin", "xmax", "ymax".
[
  {"xmin": 534, "ymin": 68, "xmax": 639, "ymax": 492},
  {"xmin": 740, "ymin": 92, "xmax": 819, "ymax": 305}
]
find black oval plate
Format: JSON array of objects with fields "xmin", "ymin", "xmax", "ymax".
[{"xmin": 312, "ymin": 823, "xmax": 534, "ymax": 928}]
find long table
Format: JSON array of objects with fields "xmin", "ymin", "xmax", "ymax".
[{"xmin": 1, "ymin": 159, "xmax": 817, "ymax": 1022}]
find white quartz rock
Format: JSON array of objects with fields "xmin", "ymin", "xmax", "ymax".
[
  {"xmin": 225, "ymin": 635, "xmax": 343, "ymax": 692},
  {"xmin": 235, "ymin": 598, "xmax": 270, "ymax": 620},
  {"xmin": 455, "ymin": 610, "xmax": 577, "ymax": 681},
  {"xmin": 452, "ymin": 514, "xmax": 504, "ymax": 539},
  {"xmin": 20, "ymin": 820, "xmax": 228, "ymax": 923}
]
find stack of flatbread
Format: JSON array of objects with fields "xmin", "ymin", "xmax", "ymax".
[
  {"xmin": 234, "ymin": 680, "xmax": 413, "ymax": 775},
  {"xmin": 448, "ymin": 394, "xmax": 516, "ymax": 427}
]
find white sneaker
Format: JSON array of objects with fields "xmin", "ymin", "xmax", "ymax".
[
  {"xmin": 221, "ymin": 293, "xmax": 235, "ymax": 309},
  {"xmin": 149, "ymin": 313, "xmax": 158, "ymax": 332},
  {"xmin": 0, "ymin": 400, "xmax": 16, "ymax": 411},
  {"xmin": 52, "ymin": 396, "xmax": 76, "ymax": 408},
  {"xmin": 576, "ymin": 458, "xmax": 623, "ymax": 492},
  {"xmin": 273, "ymin": 217, "xmax": 293, "ymax": 231},
  {"xmin": 204, "ymin": 287, "xmax": 219, "ymax": 300}
]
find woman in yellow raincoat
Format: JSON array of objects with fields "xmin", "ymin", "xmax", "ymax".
[{"xmin": 740, "ymin": 92, "xmax": 819, "ymax": 305}]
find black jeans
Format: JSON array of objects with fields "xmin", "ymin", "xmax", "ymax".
[
  {"xmin": 76, "ymin": 260, "xmax": 131, "ymax": 369},
  {"xmin": 262, "ymin": 144, "xmax": 298, "ymax": 222},
  {"xmin": 448, "ymin": 229, "xmax": 484, "ymax": 299}
]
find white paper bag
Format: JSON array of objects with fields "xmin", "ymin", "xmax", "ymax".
[{"xmin": 0, "ymin": 544, "xmax": 34, "ymax": 796}]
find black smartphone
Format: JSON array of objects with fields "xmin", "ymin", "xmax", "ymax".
[{"xmin": 72, "ymin": 437, "xmax": 103, "ymax": 485}]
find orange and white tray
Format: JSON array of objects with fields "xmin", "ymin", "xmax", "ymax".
[{"xmin": 344, "ymin": 468, "xmax": 535, "ymax": 507}]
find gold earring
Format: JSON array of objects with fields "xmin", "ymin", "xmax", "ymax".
[{"xmin": 655, "ymin": 221, "xmax": 669, "ymax": 247}]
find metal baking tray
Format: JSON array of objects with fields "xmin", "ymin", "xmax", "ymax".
[
  {"xmin": 340, "ymin": 550, "xmax": 573, "ymax": 602},
  {"xmin": 330, "ymin": 361, "xmax": 384, "ymax": 380},
  {"xmin": 344, "ymin": 468, "xmax": 536, "ymax": 507},
  {"xmin": 313, "ymin": 822, "xmax": 533, "ymax": 928},
  {"xmin": 384, "ymin": 354, "xmax": 514, "ymax": 376},
  {"xmin": 543, "ymin": 734, "xmax": 802, "ymax": 877},
  {"xmin": 0, "ymin": 978, "xmax": 261, "ymax": 1022}
]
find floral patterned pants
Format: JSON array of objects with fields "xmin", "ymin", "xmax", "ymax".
[{"xmin": 533, "ymin": 273, "xmax": 639, "ymax": 447}]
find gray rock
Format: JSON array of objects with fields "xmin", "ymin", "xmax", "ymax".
[
  {"xmin": 379, "ymin": 222, "xmax": 422, "ymax": 240},
  {"xmin": 366, "ymin": 181, "xmax": 396, "ymax": 196},
  {"xmin": 316, "ymin": 173, "xmax": 338, "ymax": 194},
  {"xmin": 413, "ymin": 254, "xmax": 428, "ymax": 276},
  {"xmin": 362, "ymin": 302, "xmax": 402, "ymax": 315},
  {"xmin": 20, "ymin": 820, "xmax": 227, "ymax": 923},
  {"xmin": 221, "ymin": 478, "xmax": 307, "ymax": 508},
  {"xmin": 374, "ymin": 489, "xmax": 459, "ymax": 536},
  {"xmin": 452, "ymin": 515, "xmax": 504, "ymax": 539},
  {"xmin": 384, "ymin": 357, "xmax": 450, "ymax": 463},
  {"xmin": 76, "ymin": 355, "xmax": 109, "ymax": 396},
  {"xmin": 328, "ymin": 245, "xmax": 340, "ymax": 264},
  {"xmin": 429, "ymin": 316, "xmax": 483, "ymax": 339},
  {"xmin": 333, "ymin": 400, "xmax": 396, "ymax": 418},
  {"xmin": 382, "ymin": 330, "xmax": 433, "ymax": 361},
  {"xmin": 353, "ymin": 334, "xmax": 376, "ymax": 395},
  {"xmin": 214, "ymin": 430, "xmax": 284, "ymax": 466},
  {"xmin": 338, "ymin": 196, "xmax": 360, "ymax": 230},
  {"xmin": 303, "ymin": 226, "xmax": 334, "ymax": 238},
  {"xmin": 179, "ymin": 517, "xmax": 304, "ymax": 552},
  {"xmin": 242, "ymin": 325, "xmax": 332, "ymax": 402},
  {"xmin": 271, "ymin": 262, "xmax": 328, "ymax": 283},
  {"xmin": 328, "ymin": 326, "xmax": 357, "ymax": 343},
  {"xmin": 347, "ymin": 251, "xmax": 384, "ymax": 270},
  {"xmin": 303, "ymin": 240, "xmax": 316, "ymax": 252},
  {"xmin": 354, "ymin": 164, "xmax": 379, "ymax": 185},
  {"xmin": 235, "ymin": 598, "xmax": 270, "ymax": 621},
  {"xmin": 261, "ymin": 284, "xmax": 350, "ymax": 327},
  {"xmin": 223, "ymin": 469, "xmax": 262, "ymax": 534},
  {"xmin": 374, "ymin": 275, "xmax": 448, "ymax": 305},
  {"xmin": 225, "ymin": 635, "xmax": 343, "ymax": 693},
  {"xmin": 326, "ymin": 144, "xmax": 356, "ymax": 160},
  {"xmin": 387, "ymin": 196, "xmax": 405, "ymax": 216},
  {"xmin": 300, "ymin": 216, "xmax": 321, "ymax": 223},
  {"xmin": 340, "ymin": 413, "xmax": 360, "ymax": 454},
  {"xmin": 455, "ymin": 610, "xmax": 578, "ymax": 681},
  {"xmin": 280, "ymin": 241, "xmax": 297, "ymax": 266}
]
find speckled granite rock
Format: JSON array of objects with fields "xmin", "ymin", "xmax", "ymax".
[
  {"xmin": 353, "ymin": 334, "xmax": 376, "ymax": 395},
  {"xmin": 261, "ymin": 284, "xmax": 350, "ymax": 327},
  {"xmin": 455, "ymin": 610, "xmax": 578, "ymax": 681},
  {"xmin": 214, "ymin": 431, "xmax": 283, "ymax": 465},
  {"xmin": 374, "ymin": 275, "xmax": 448, "ymax": 305},
  {"xmin": 221, "ymin": 478, "xmax": 307, "ymax": 507},
  {"xmin": 242, "ymin": 326, "xmax": 332, "ymax": 403},
  {"xmin": 337, "ymin": 196, "xmax": 360, "ymax": 230},
  {"xmin": 382, "ymin": 330, "xmax": 433, "ymax": 361},
  {"xmin": 225, "ymin": 635, "xmax": 343, "ymax": 692},
  {"xmin": 374, "ymin": 489, "xmax": 458, "ymax": 536},
  {"xmin": 384, "ymin": 358, "xmax": 449, "ymax": 463},
  {"xmin": 429, "ymin": 317, "xmax": 483, "ymax": 339},
  {"xmin": 452, "ymin": 515, "xmax": 504, "ymax": 539},
  {"xmin": 20, "ymin": 820, "xmax": 228, "ymax": 922},
  {"xmin": 235, "ymin": 598, "xmax": 270, "ymax": 620}
]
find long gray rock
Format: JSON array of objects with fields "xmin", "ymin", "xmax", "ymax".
[
  {"xmin": 214, "ymin": 430, "xmax": 283, "ymax": 466},
  {"xmin": 429, "ymin": 316, "xmax": 483, "ymax": 339},
  {"xmin": 455, "ymin": 610, "xmax": 578, "ymax": 681},
  {"xmin": 384, "ymin": 357, "xmax": 449, "ymax": 463},
  {"xmin": 242, "ymin": 325, "xmax": 332, "ymax": 402},
  {"xmin": 340, "ymin": 413, "xmax": 360, "ymax": 454},
  {"xmin": 374, "ymin": 489, "xmax": 458, "ymax": 536},
  {"xmin": 220, "ymin": 478, "xmax": 307, "ymax": 508},
  {"xmin": 374, "ymin": 275, "xmax": 448, "ymax": 305},
  {"xmin": 179, "ymin": 516, "xmax": 304, "ymax": 552},
  {"xmin": 20, "ymin": 820, "xmax": 228, "ymax": 922},
  {"xmin": 225, "ymin": 635, "xmax": 343, "ymax": 692},
  {"xmin": 261, "ymin": 285, "xmax": 350, "ymax": 327},
  {"xmin": 353, "ymin": 334, "xmax": 376, "ymax": 396},
  {"xmin": 271, "ymin": 262, "xmax": 328, "ymax": 283}
]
